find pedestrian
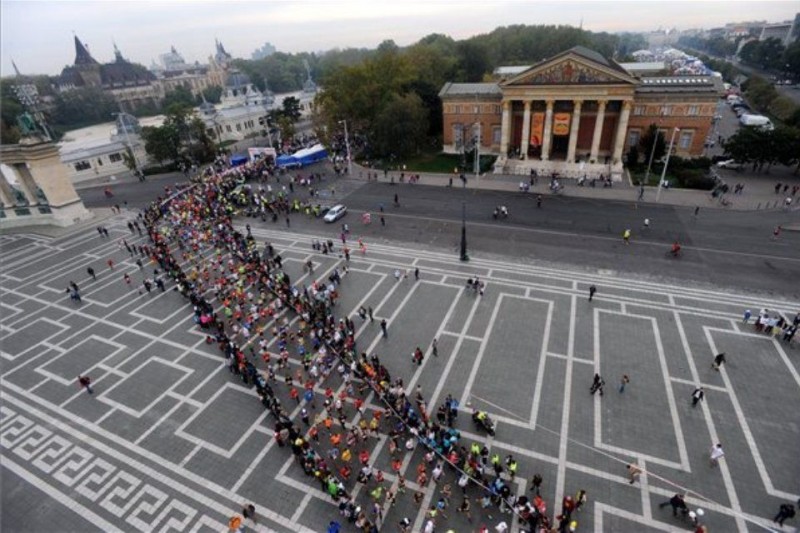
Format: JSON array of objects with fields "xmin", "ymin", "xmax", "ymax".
[
  {"xmin": 711, "ymin": 352, "xmax": 726, "ymax": 371},
  {"xmin": 691, "ymin": 386, "xmax": 704, "ymax": 407},
  {"xmin": 530, "ymin": 473, "xmax": 543, "ymax": 496},
  {"xmin": 589, "ymin": 373, "xmax": 604, "ymax": 396},
  {"xmin": 414, "ymin": 267, "xmax": 419, "ymax": 281},
  {"xmin": 87, "ymin": 266, "xmax": 96, "ymax": 281},
  {"xmin": 380, "ymin": 319, "xmax": 387, "ymax": 338},
  {"xmin": 659, "ymin": 493, "xmax": 688, "ymax": 517},
  {"xmin": 242, "ymin": 503, "xmax": 257, "ymax": 525},
  {"xmin": 743, "ymin": 309, "xmax": 751, "ymax": 323},
  {"xmin": 96, "ymin": 226, "xmax": 104, "ymax": 238},
  {"xmin": 78, "ymin": 374, "xmax": 93, "ymax": 395},
  {"xmin": 574, "ymin": 489, "xmax": 587, "ymax": 512},
  {"xmin": 627, "ymin": 463, "xmax": 642, "ymax": 484},
  {"xmin": 368, "ymin": 306, "xmax": 374, "ymax": 322},
  {"xmin": 457, "ymin": 496, "xmax": 472, "ymax": 521},
  {"xmin": 619, "ymin": 374, "xmax": 630, "ymax": 393},
  {"xmin": 394, "ymin": 193, "xmax": 399, "ymax": 206},
  {"xmin": 694, "ymin": 206, "xmax": 700, "ymax": 217},
  {"xmin": 432, "ymin": 338, "xmax": 438, "ymax": 357},
  {"xmin": 107, "ymin": 259, "xmax": 114, "ymax": 270},
  {"xmin": 623, "ymin": 228, "xmax": 631, "ymax": 244},
  {"xmin": 380, "ymin": 215, "xmax": 385, "ymax": 227},
  {"xmin": 642, "ymin": 218, "xmax": 650, "ymax": 229},
  {"xmin": 709, "ymin": 443, "xmax": 724, "ymax": 467},
  {"xmin": 394, "ymin": 269, "xmax": 401, "ymax": 281},
  {"xmin": 772, "ymin": 225, "xmax": 782, "ymax": 240},
  {"xmin": 285, "ymin": 216, "xmax": 291, "ymax": 228},
  {"xmin": 537, "ymin": 195, "xmax": 542, "ymax": 208},
  {"xmin": 773, "ymin": 502, "xmax": 796, "ymax": 526},
  {"xmin": 588, "ymin": 285, "xmax": 596, "ymax": 301},
  {"xmin": 638, "ymin": 186, "xmax": 645, "ymax": 201}
]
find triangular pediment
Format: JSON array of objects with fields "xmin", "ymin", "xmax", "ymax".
[{"xmin": 501, "ymin": 49, "xmax": 637, "ymax": 87}]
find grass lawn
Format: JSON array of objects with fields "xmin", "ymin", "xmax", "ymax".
[{"xmin": 400, "ymin": 152, "xmax": 497, "ymax": 174}]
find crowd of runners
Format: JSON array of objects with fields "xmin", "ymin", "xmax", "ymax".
[{"xmin": 61, "ymin": 154, "xmax": 799, "ymax": 533}]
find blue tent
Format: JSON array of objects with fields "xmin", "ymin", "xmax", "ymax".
[{"xmin": 230, "ymin": 154, "xmax": 248, "ymax": 167}]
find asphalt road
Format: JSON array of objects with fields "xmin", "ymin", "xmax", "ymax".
[{"xmin": 79, "ymin": 171, "xmax": 800, "ymax": 301}]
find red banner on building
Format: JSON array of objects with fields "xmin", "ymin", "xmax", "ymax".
[
  {"xmin": 553, "ymin": 113, "xmax": 571, "ymax": 136},
  {"xmin": 530, "ymin": 112, "xmax": 544, "ymax": 146}
]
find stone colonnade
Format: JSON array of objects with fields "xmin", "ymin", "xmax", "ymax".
[{"xmin": 500, "ymin": 98, "xmax": 632, "ymax": 164}]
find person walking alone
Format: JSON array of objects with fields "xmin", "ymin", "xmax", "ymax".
[
  {"xmin": 380, "ymin": 319, "xmax": 388, "ymax": 338},
  {"xmin": 87, "ymin": 266, "xmax": 96, "ymax": 281},
  {"xmin": 78, "ymin": 375, "xmax": 93, "ymax": 395},
  {"xmin": 588, "ymin": 285, "xmax": 597, "ymax": 301},
  {"xmin": 590, "ymin": 373, "xmax": 605, "ymax": 396},
  {"xmin": 691, "ymin": 387, "xmax": 704, "ymax": 407},
  {"xmin": 709, "ymin": 443, "xmax": 724, "ymax": 467},
  {"xmin": 619, "ymin": 374, "xmax": 630, "ymax": 393},
  {"xmin": 711, "ymin": 352, "xmax": 726, "ymax": 371}
]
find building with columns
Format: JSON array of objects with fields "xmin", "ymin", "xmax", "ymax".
[{"xmin": 439, "ymin": 46, "xmax": 723, "ymax": 180}]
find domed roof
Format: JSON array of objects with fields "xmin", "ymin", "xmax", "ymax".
[{"xmin": 226, "ymin": 70, "xmax": 251, "ymax": 88}]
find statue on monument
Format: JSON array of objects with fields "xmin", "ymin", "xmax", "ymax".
[{"xmin": 15, "ymin": 111, "xmax": 49, "ymax": 142}]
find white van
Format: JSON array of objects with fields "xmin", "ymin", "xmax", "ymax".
[
  {"xmin": 739, "ymin": 114, "xmax": 774, "ymax": 130},
  {"xmin": 727, "ymin": 94, "xmax": 742, "ymax": 105}
]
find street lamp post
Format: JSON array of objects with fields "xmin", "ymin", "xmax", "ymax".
[
  {"xmin": 339, "ymin": 119, "xmax": 352, "ymax": 176},
  {"xmin": 473, "ymin": 121, "xmax": 481, "ymax": 178},
  {"xmin": 643, "ymin": 111, "xmax": 667, "ymax": 186},
  {"xmin": 112, "ymin": 112, "xmax": 142, "ymax": 179},
  {"xmin": 459, "ymin": 201, "xmax": 469, "ymax": 262},
  {"xmin": 656, "ymin": 127, "xmax": 679, "ymax": 203}
]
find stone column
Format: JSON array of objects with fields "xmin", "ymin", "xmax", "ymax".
[
  {"xmin": 499, "ymin": 100, "xmax": 511, "ymax": 157},
  {"xmin": 541, "ymin": 100, "xmax": 555, "ymax": 161},
  {"xmin": 612, "ymin": 101, "xmax": 632, "ymax": 164},
  {"xmin": 566, "ymin": 99, "xmax": 583, "ymax": 163},
  {"xmin": 520, "ymin": 100, "xmax": 532, "ymax": 159},
  {"xmin": 589, "ymin": 100, "xmax": 607, "ymax": 163}
]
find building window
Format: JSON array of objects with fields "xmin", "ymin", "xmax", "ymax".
[
  {"xmin": 627, "ymin": 130, "xmax": 641, "ymax": 147},
  {"xmin": 452, "ymin": 124, "xmax": 464, "ymax": 148},
  {"xmin": 109, "ymin": 153, "xmax": 122, "ymax": 163},
  {"xmin": 687, "ymin": 105, "xmax": 699, "ymax": 116},
  {"xmin": 236, "ymin": 123, "xmax": 241, "ymax": 131},
  {"xmin": 633, "ymin": 105, "xmax": 645, "ymax": 116},
  {"xmin": 679, "ymin": 130, "xmax": 694, "ymax": 149},
  {"xmin": 492, "ymin": 126, "xmax": 502, "ymax": 145},
  {"xmin": 74, "ymin": 161, "xmax": 91, "ymax": 171},
  {"xmin": 453, "ymin": 105, "xmax": 461, "ymax": 114},
  {"xmin": 660, "ymin": 105, "xmax": 672, "ymax": 116},
  {"xmin": 226, "ymin": 125, "xmax": 232, "ymax": 132}
]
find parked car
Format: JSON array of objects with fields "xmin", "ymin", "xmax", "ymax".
[
  {"xmin": 716, "ymin": 159, "xmax": 745, "ymax": 170},
  {"xmin": 739, "ymin": 114, "xmax": 774, "ymax": 130},
  {"xmin": 323, "ymin": 204, "xmax": 347, "ymax": 223}
]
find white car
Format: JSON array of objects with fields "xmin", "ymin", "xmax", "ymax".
[
  {"xmin": 323, "ymin": 204, "xmax": 347, "ymax": 223},
  {"xmin": 716, "ymin": 159, "xmax": 745, "ymax": 170}
]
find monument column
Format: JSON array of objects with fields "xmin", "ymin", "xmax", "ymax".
[
  {"xmin": 589, "ymin": 100, "xmax": 607, "ymax": 163},
  {"xmin": 499, "ymin": 100, "xmax": 511, "ymax": 157},
  {"xmin": 612, "ymin": 100, "xmax": 632, "ymax": 164},
  {"xmin": 541, "ymin": 99, "xmax": 555, "ymax": 161},
  {"xmin": 566, "ymin": 99, "xmax": 583, "ymax": 164},
  {"xmin": 520, "ymin": 100, "xmax": 532, "ymax": 159}
]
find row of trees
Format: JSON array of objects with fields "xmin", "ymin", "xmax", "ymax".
[
  {"xmin": 723, "ymin": 125, "xmax": 800, "ymax": 173},
  {"xmin": 739, "ymin": 38, "xmax": 800, "ymax": 78}
]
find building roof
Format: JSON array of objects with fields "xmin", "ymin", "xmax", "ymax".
[
  {"xmin": 74, "ymin": 36, "xmax": 98, "ymax": 66},
  {"xmin": 493, "ymin": 65, "xmax": 529, "ymax": 77},
  {"xmin": 620, "ymin": 62, "xmax": 667, "ymax": 73},
  {"xmin": 635, "ymin": 76, "xmax": 725, "ymax": 95},
  {"xmin": 563, "ymin": 46, "xmax": 629, "ymax": 75},
  {"xmin": 438, "ymin": 82, "xmax": 502, "ymax": 98},
  {"xmin": 101, "ymin": 61, "xmax": 156, "ymax": 88}
]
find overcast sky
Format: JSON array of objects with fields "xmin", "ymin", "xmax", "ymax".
[{"xmin": 1, "ymin": 1, "xmax": 796, "ymax": 76}]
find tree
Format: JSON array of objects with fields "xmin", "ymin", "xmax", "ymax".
[
  {"xmin": 202, "ymin": 85, "xmax": 223, "ymax": 104},
  {"xmin": 638, "ymin": 124, "xmax": 665, "ymax": 166},
  {"xmin": 281, "ymin": 96, "xmax": 301, "ymax": 122},
  {"xmin": 626, "ymin": 145, "xmax": 640, "ymax": 168},
  {"xmin": 373, "ymin": 93, "xmax": 428, "ymax": 159},
  {"xmin": 783, "ymin": 41, "xmax": 800, "ymax": 81},
  {"xmin": 51, "ymin": 87, "xmax": 118, "ymax": 129},
  {"xmin": 141, "ymin": 124, "xmax": 180, "ymax": 166},
  {"xmin": 163, "ymin": 85, "xmax": 197, "ymax": 109}
]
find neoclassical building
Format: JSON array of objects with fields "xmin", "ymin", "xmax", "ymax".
[{"xmin": 439, "ymin": 46, "xmax": 724, "ymax": 180}]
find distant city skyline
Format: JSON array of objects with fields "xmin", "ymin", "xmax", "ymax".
[{"xmin": 1, "ymin": 1, "xmax": 796, "ymax": 77}]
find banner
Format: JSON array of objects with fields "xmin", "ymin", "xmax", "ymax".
[
  {"xmin": 553, "ymin": 113, "xmax": 571, "ymax": 136},
  {"xmin": 530, "ymin": 112, "xmax": 544, "ymax": 146}
]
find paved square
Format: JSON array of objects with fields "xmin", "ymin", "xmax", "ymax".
[{"xmin": 1, "ymin": 218, "xmax": 799, "ymax": 533}]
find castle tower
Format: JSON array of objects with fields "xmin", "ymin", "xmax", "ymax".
[{"xmin": 73, "ymin": 35, "xmax": 102, "ymax": 87}]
